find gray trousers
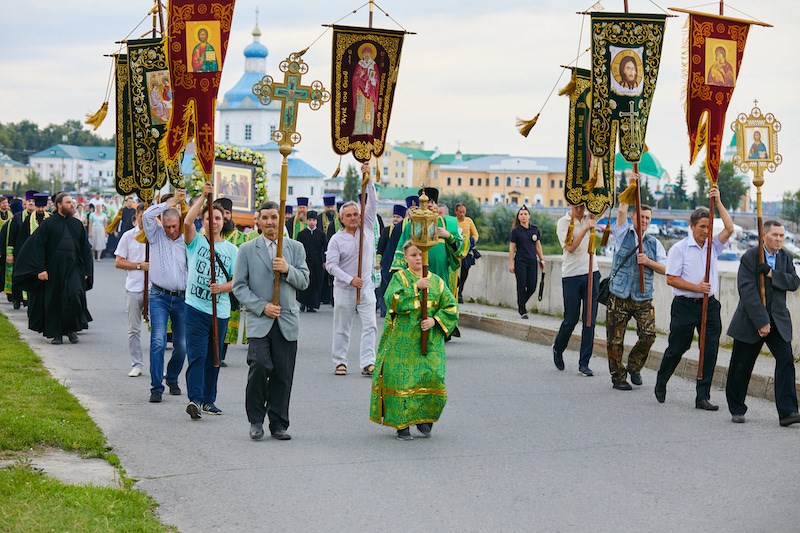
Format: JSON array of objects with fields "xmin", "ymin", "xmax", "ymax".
[
  {"xmin": 331, "ymin": 284, "xmax": 377, "ymax": 370},
  {"xmin": 126, "ymin": 290, "xmax": 144, "ymax": 368}
]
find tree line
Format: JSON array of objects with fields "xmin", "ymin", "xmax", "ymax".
[{"xmin": 0, "ymin": 119, "xmax": 113, "ymax": 164}]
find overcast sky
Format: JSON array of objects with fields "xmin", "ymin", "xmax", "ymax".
[{"xmin": 2, "ymin": 1, "xmax": 797, "ymax": 200}]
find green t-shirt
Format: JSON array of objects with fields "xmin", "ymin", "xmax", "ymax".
[{"xmin": 185, "ymin": 234, "xmax": 237, "ymax": 319}]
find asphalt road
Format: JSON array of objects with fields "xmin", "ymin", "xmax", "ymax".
[{"xmin": 3, "ymin": 260, "xmax": 799, "ymax": 532}]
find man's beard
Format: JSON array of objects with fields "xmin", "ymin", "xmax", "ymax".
[{"xmin": 222, "ymin": 218, "xmax": 235, "ymax": 235}]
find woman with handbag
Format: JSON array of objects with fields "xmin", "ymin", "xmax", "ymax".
[
  {"xmin": 182, "ymin": 183, "xmax": 238, "ymax": 419},
  {"xmin": 508, "ymin": 206, "xmax": 545, "ymax": 319}
]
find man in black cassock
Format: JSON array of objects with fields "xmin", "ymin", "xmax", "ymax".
[
  {"xmin": 296, "ymin": 210, "xmax": 326, "ymax": 312},
  {"xmin": 7, "ymin": 191, "xmax": 48, "ymax": 309},
  {"xmin": 13, "ymin": 193, "xmax": 93, "ymax": 345},
  {"xmin": 320, "ymin": 195, "xmax": 340, "ymax": 305}
]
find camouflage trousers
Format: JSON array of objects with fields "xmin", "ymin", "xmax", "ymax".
[{"xmin": 605, "ymin": 294, "xmax": 656, "ymax": 382}]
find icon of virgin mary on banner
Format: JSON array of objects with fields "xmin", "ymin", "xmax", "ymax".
[{"xmin": 331, "ymin": 25, "xmax": 405, "ymax": 162}]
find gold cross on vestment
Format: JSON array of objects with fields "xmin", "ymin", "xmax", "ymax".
[{"xmin": 252, "ymin": 51, "xmax": 330, "ymax": 147}]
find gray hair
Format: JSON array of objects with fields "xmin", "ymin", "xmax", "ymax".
[
  {"xmin": 339, "ymin": 201, "xmax": 360, "ymax": 218},
  {"xmin": 162, "ymin": 207, "xmax": 181, "ymax": 221},
  {"xmin": 764, "ymin": 220, "xmax": 783, "ymax": 232},
  {"xmin": 438, "ymin": 205, "xmax": 449, "ymax": 215}
]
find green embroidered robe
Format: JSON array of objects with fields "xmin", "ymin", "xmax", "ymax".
[{"xmin": 370, "ymin": 268, "xmax": 458, "ymax": 429}]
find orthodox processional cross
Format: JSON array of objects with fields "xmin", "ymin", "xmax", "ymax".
[{"xmin": 252, "ymin": 52, "xmax": 330, "ymax": 302}]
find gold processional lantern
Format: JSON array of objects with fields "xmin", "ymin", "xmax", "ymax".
[{"xmin": 407, "ymin": 189, "xmax": 439, "ymax": 355}]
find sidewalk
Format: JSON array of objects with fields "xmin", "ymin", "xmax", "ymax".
[{"xmin": 458, "ymin": 301, "xmax": 800, "ymax": 402}]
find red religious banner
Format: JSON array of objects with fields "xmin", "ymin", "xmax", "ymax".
[
  {"xmin": 330, "ymin": 25, "xmax": 405, "ymax": 162},
  {"xmin": 162, "ymin": 0, "xmax": 236, "ymax": 176},
  {"xmin": 680, "ymin": 9, "xmax": 751, "ymax": 183}
]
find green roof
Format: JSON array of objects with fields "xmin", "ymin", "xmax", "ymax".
[
  {"xmin": 376, "ymin": 185, "xmax": 418, "ymax": 200},
  {"xmin": 431, "ymin": 153, "xmax": 493, "ymax": 165},
  {"xmin": 614, "ymin": 151, "xmax": 666, "ymax": 178},
  {"xmin": 393, "ymin": 146, "xmax": 435, "ymax": 159}
]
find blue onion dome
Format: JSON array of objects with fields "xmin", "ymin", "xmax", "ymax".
[{"xmin": 244, "ymin": 25, "xmax": 268, "ymax": 58}]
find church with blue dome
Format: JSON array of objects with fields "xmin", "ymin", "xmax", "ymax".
[{"xmin": 214, "ymin": 21, "xmax": 325, "ymax": 206}]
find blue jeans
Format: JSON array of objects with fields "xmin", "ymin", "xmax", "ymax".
[
  {"xmin": 149, "ymin": 289, "xmax": 187, "ymax": 394},
  {"xmin": 553, "ymin": 271, "xmax": 600, "ymax": 369},
  {"xmin": 185, "ymin": 304, "xmax": 228, "ymax": 405}
]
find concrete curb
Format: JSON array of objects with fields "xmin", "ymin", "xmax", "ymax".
[{"xmin": 460, "ymin": 310, "xmax": 797, "ymax": 403}]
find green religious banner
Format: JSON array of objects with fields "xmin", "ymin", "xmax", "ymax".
[
  {"xmin": 588, "ymin": 12, "xmax": 667, "ymax": 168},
  {"xmin": 127, "ymin": 38, "xmax": 182, "ymax": 199},
  {"xmin": 330, "ymin": 25, "xmax": 405, "ymax": 162},
  {"xmin": 563, "ymin": 67, "xmax": 616, "ymax": 215},
  {"xmin": 114, "ymin": 54, "xmax": 136, "ymax": 198}
]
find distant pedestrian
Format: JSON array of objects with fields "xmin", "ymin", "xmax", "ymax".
[
  {"xmin": 296, "ymin": 210, "xmax": 326, "ymax": 312},
  {"xmin": 552, "ymin": 204, "xmax": 600, "ymax": 376},
  {"xmin": 233, "ymin": 201, "xmax": 309, "ymax": 440},
  {"xmin": 114, "ymin": 204, "xmax": 148, "ymax": 377},
  {"xmin": 725, "ymin": 220, "xmax": 800, "ymax": 426},
  {"xmin": 508, "ymin": 205, "xmax": 544, "ymax": 319},
  {"xmin": 88, "ymin": 203, "xmax": 108, "ymax": 262},
  {"xmin": 455, "ymin": 202, "xmax": 479, "ymax": 303},
  {"xmin": 655, "ymin": 185, "xmax": 733, "ymax": 411}
]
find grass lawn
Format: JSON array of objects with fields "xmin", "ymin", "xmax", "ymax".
[{"xmin": 0, "ymin": 314, "xmax": 175, "ymax": 532}]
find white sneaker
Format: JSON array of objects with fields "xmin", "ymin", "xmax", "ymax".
[{"xmin": 128, "ymin": 367, "xmax": 142, "ymax": 377}]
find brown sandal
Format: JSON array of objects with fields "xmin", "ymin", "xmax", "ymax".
[
  {"xmin": 335, "ymin": 364, "xmax": 347, "ymax": 376},
  {"xmin": 361, "ymin": 364, "xmax": 374, "ymax": 376}
]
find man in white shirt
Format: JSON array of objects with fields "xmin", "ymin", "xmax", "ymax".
[
  {"xmin": 326, "ymin": 167, "xmax": 377, "ymax": 376},
  {"xmin": 115, "ymin": 204, "xmax": 148, "ymax": 376},
  {"xmin": 655, "ymin": 185, "xmax": 733, "ymax": 410},
  {"xmin": 553, "ymin": 204, "xmax": 601, "ymax": 376}
]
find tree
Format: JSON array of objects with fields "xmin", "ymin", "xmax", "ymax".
[
  {"xmin": 693, "ymin": 161, "xmax": 748, "ymax": 211},
  {"xmin": 640, "ymin": 180, "xmax": 656, "ymax": 206},
  {"xmin": 485, "ymin": 205, "xmax": 515, "ymax": 245},
  {"xmin": 439, "ymin": 191, "xmax": 482, "ymax": 225},
  {"xmin": 782, "ymin": 189, "xmax": 800, "ymax": 231},
  {"xmin": 617, "ymin": 171, "xmax": 628, "ymax": 194},
  {"xmin": 0, "ymin": 119, "xmax": 113, "ymax": 164},
  {"xmin": 342, "ymin": 163, "xmax": 359, "ymax": 202},
  {"xmin": 672, "ymin": 164, "xmax": 689, "ymax": 209}
]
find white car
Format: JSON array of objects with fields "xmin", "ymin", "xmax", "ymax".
[{"xmin": 645, "ymin": 224, "xmax": 660, "ymax": 236}]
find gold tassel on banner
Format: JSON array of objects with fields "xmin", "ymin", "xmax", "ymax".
[
  {"xmin": 135, "ymin": 229, "xmax": 149, "ymax": 244},
  {"xmin": 600, "ymin": 221, "xmax": 611, "ymax": 247},
  {"xmin": 618, "ymin": 181, "xmax": 639, "ymax": 205},
  {"xmin": 104, "ymin": 209, "xmax": 123, "ymax": 235},
  {"xmin": 558, "ymin": 76, "xmax": 577, "ymax": 97},
  {"xmin": 516, "ymin": 114, "xmax": 539, "ymax": 138},
  {"xmin": 375, "ymin": 158, "xmax": 381, "ymax": 182},
  {"xmin": 565, "ymin": 213, "xmax": 575, "ymax": 245},
  {"xmin": 583, "ymin": 157, "xmax": 602, "ymax": 192},
  {"xmin": 85, "ymin": 102, "xmax": 109, "ymax": 131},
  {"xmin": 331, "ymin": 156, "xmax": 342, "ymax": 178}
]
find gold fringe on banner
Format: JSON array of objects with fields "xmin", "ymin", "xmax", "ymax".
[
  {"xmin": 516, "ymin": 114, "xmax": 539, "ymax": 138},
  {"xmin": 618, "ymin": 181, "xmax": 639, "ymax": 205},
  {"xmin": 85, "ymin": 102, "xmax": 109, "ymax": 130},
  {"xmin": 135, "ymin": 229, "xmax": 148, "ymax": 244},
  {"xmin": 565, "ymin": 213, "xmax": 575, "ymax": 245},
  {"xmin": 331, "ymin": 156, "xmax": 342, "ymax": 178},
  {"xmin": 104, "ymin": 209, "xmax": 122, "ymax": 235},
  {"xmin": 558, "ymin": 76, "xmax": 577, "ymax": 97},
  {"xmin": 583, "ymin": 157, "xmax": 603, "ymax": 192},
  {"xmin": 375, "ymin": 158, "xmax": 381, "ymax": 182},
  {"xmin": 600, "ymin": 223, "xmax": 611, "ymax": 247}
]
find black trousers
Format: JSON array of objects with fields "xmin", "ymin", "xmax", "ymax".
[
  {"xmin": 553, "ymin": 271, "xmax": 600, "ymax": 369},
  {"xmin": 245, "ymin": 322, "xmax": 297, "ymax": 433},
  {"xmin": 657, "ymin": 296, "xmax": 722, "ymax": 400},
  {"xmin": 458, "ymin": 264, "xmax": 470, "ymax": 302},
  {"xmin": 514, "ymin": 260, "xmax": 537, "ymax": 315},
  {"xmin": 726, "ymin": 326, "xmax": 798, "ymax": 418}
]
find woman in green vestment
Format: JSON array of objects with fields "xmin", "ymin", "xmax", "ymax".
[{"xmin": 370, "ymin": 241, "xmax": 458, "ymax": 440}]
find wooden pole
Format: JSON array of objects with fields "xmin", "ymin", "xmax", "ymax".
[
  {"xmin": 157, "ymin": 0, "xmax": 165, "ymax": 36},
  {"xmin": 356, "ymin": 163, "xmax": 369, "ymax": 304},
  {"xmin": 697, "ymin": 188, "xmax": 715, "ymax": 381},
  {"xmin": 151, "ymin": 0, "xmax": 157, "ymax": 38},
  {"xmin": 633, "ymin": 167, "xmax": 645, "ymax": 292},
  {"xmin": 369, "ymin": 0, "xmax": 374, "ymax": 28},
  {"xmin": 273, "ymin": 145, "xmax": 292, "ymax": 304},
  {"xmin": 585, "ymin": 228, "xmax": 596, "ymax": 328},
  {"xmin": 207, "ymin": 186, "xmax": 219, "ymax": 367},
  {"xmin": 754, "ymin": 164, "xmax": 766, "ymax": 305},
  {"xmin": 421, "ymin": 257, "xmax": 429, "ymax": 355}
]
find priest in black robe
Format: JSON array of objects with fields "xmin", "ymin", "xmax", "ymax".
[
  {"xmin": 13, "ymin": 193, "xmax": 93, "ymax": 345},
  {"xmin": 296, "ymin": 210, "xmax": 326, "ymax": 312},
  {"xmin": 7, "ymin": 192, "xmax": 48, "ymax": 308}
]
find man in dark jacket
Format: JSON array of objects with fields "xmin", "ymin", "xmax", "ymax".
[{"xmin": 725, "ymin": 220, "xmax": 800, "ymax": 426}]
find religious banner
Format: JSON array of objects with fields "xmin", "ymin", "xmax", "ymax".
[
  {"xmin": 330, "ymin": 25, "xmax": 405, "ymax": 162},
  {"xmin": 126, "ymin": 38, "xmax": 182, "ymax": 201},
  {"xmin": 588, "ymin": 12, "xmax": 667, "ymax": 168},
  {"xmin": 563, "ymin": 67, "xmax": 616, "ymax": 215},
  {"xmin": 114, "ymin": 54, "xmax": 136, "ymax": 198},
  {"xmin": 679, "ymin": 9, "xmax": 752, "ymax": 183},
  {"xmin": 162, "ymin": 0, "xmax": 236, "ymax": 176}
]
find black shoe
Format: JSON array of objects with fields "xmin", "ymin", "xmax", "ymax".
[
  {"xmin": 12, "ymin": 301, "xmax": 20, "ymax": 310},
  {"xmin": 578, "ymin": 366, "xmax": 594, "ymax": 377},
  {"xmin": 67, "ymin": 331, "xmax": 78, "ymax": 344},
  {"xmin": 779, "ymin": 412, "xmax": 800, "ymax": 427},
  {"xmin": 250, "ymin": 423, "xmax": 264, "ymax": 440},
  {"xmin": 51, "ymin": 336, "xmax": 63, "ymax": 345},
  {"xmin": 613, "ymin": 380, "xmax": 633, "ymax": 391},
  {"xmin": 219, "ymin": 361, "xmax": 227, "ymax": 367},
  {"xmin": 186, "ymin": 401, "xmax": 202, "ymax": 419},
  {"xmin": 271, "ymin": 428, "xmax": 291, "ymax": 440},
  {"xmin": 520, "ymin": 313, "xmax": 529, "ymax": 320},
  {"xmin": 628, "ymin": 371, "xmax": 642, "ymax": 386},
  {"xmin": 416, "ymin": 423, "xmax": 432, "ymax": 438},
  {"xmin": 307, "ymin": 308, "xmax": 316, "ymax": 313},
  {"xmin": 731, "ymin": 414, "xmax": 746, "ymax": 424},
  {"xmin": 695, "ymin": 399, "xmax": 719, "ymax": 411},
  {"xmin": 552, "ymin": 345, "xmax": 564, "ymax": 371},
  {"xmin": 202, "ymin": 403, "xmax": 223, "ymax": 415},
  {"xmin": 452, "ymin": 326, "xmax": 461, "ymax": 338},
  {"xmin": 458, "ymin": 296, "xmax": 464, "ymax": 304},
  {"xmin": 396, "ymin": 427, "xmax": 413, "ymax": 441},
  {"xmin": 149, "ymin": 392, "xmax": 162, "ymax": 403},
  {"xmin": 300, "ymin": 305, "xmax": 306, "ymax": 312},
  {"xmin": 167, "ymin": 382, "xmax": 181, "ymax": 395},
  {"xmin": 654, "ymin": 382, "xmax": 666, "ymax": 403}
]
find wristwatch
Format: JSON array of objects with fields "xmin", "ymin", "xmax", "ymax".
[{"xmin": 136, "ymin": 263, "xmax": 141, "ymax": 270}]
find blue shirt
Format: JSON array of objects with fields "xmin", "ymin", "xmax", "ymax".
[
  {"xmin": 185, "ymin": 234, "xmax": 237, "ymax": 319},
  {"xmin": 764, "ymin": 247, "xmax": 777, "ymax": 269}
]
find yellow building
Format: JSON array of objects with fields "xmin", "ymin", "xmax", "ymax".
[{"xmin": 0, "ymin": 153, "xmax": 30, "ymax": 190}]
